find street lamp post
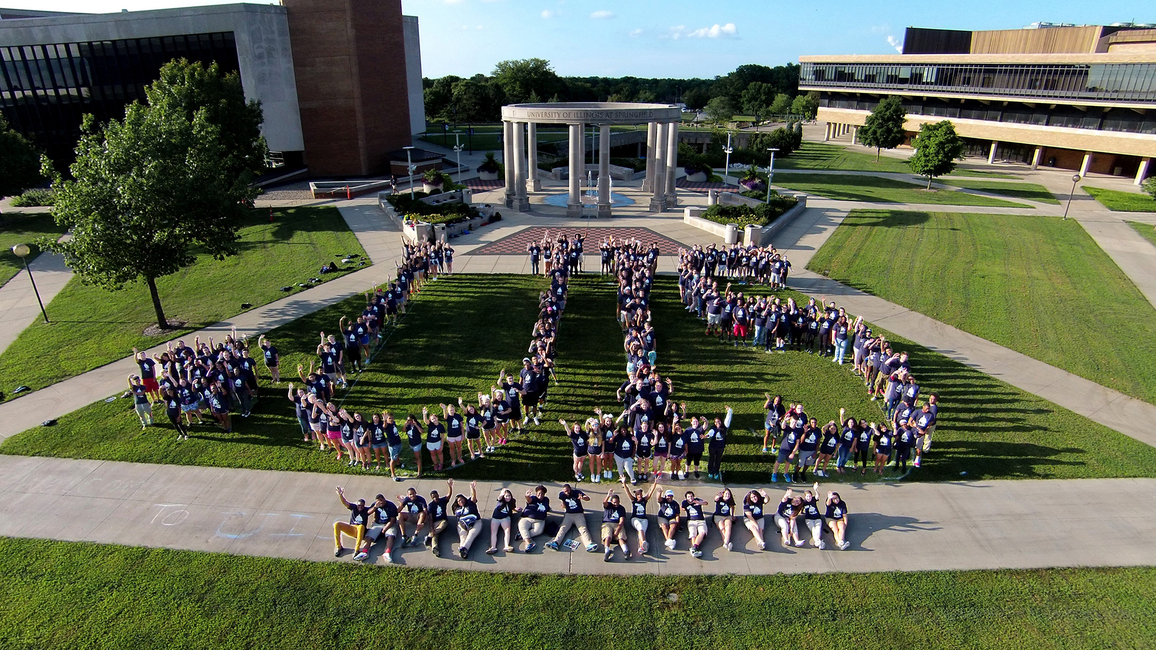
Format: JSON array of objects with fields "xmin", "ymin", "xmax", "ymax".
[
  {"xmin": 1062, "ymin": 173, "xmax": 1081, "ymax": 220},
  {"xmin": 452, "ymin": 131, "xmax": 464, "ymax": 183},
  {"xmin": 11, "ymin": 244, "xmax": 48, "ymax": 324},
  {"xmin": 766, "ymin": 147, "xmax": 779, "ymax": 204},
  {"xmin": 403, "ymin": 146, "xmax": 416, "ymax": 198},
  {"xmin": 722, "ymin": 132, "xmax": 733, "ymax": 186}
]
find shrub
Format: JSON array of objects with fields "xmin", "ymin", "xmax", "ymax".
[
  {"xmin": 701, "ymin": 194, "xmax": 797, "ymax": 228},
  {"xmin": 10, "ymin": 188, "xmax": 54, "ymax": 207},
  {"xmin": 423, "ymin": 169, "xmax": 451, "ymax": 186},
  {"xmin": 387, "ymin": 191, "xmax": 480, "ymax": 225},
  {"xmin": 477, "ymin": 152, "xmax": 500, "ymax": 174},
  {"xmin": 682, "ymin": 159, "xmax": 713, "ymax": 177}
]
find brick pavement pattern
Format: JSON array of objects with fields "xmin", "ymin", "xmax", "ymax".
[{"xmin": 467, "ymin": 226, "xmax": 687, "ymax": 256}]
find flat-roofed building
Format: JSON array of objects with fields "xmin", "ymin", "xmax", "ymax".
[{"xmin": 799, "ymin": 24, "xmax": 1156, "ymax": 184}]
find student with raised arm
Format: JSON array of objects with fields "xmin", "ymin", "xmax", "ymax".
[
  {"xmin": 712, "ymin": 488, "xmax": 737, "ymax": 552},
  {"xmin": 333, "ymin": 486, "xmax": 370, "ymax": 558},
  {"xmin": 425, "ymin": 480, "xmax": 453, "ymax": 557},
  {"xmin": 440, "ymin": 402, "xmax": 465, "ymax": 468},
  {"xmin": 774, "ymin": 489, "xmax": 806, "ymax": 548},
  {"xmin": 560, "ymin": 419, "xmax": 589, "ymax": 482},
  {"xmin": 601, "ymin": 488, "xmax": 630, "ymax": 561},
  {"xmin": 825, "ymin": 491, "xmax": 851, "ymax": 550},
  {"xmin": 762, "ymin": 394, "xmax": 786, "ymax": 453},
  {"xmin": 624, "ymin": 476, "xmax": 660, "ymax": 555},
  {"xmin": 128, "ymin": 375, "xmax": 152, "ymax": 430},
  {"xmin": 743, "ymin": 488, "xmax": 771, "ymax": 550},
  {"xmin": 452, "ymin": 480, "xmax": 482, "ymax": 559},
  {"xmin": 546, "ymin": 483, "xmax": 598, "ymax": 553},
  {"xmin": 397, "ymin": 486, "xmax": 428, "ymax": 547},
  {"xmin": 518, "ymin": 485, "xmax": 551, "ymax": 552},
  {"xmin": 360, "ymin": 494, "xmax": 400, "ymax": 563},
  {"xmin": 421, "ymin": 406, "xmax": 446, "ymax": 471},
  {"xmin": 801, "ymin": 483, "xmax": 825, "ymax": 549},
  {"xmin": 682, "ymin": 490, "xmax": 710, "ymax": 558},
  {"xmin": 486, "ymin": 488, "xmax": 520, "ymax": 555},
  {"xmin": 705, "ymin": 405, "xmax": 733, "ymax": 480}
]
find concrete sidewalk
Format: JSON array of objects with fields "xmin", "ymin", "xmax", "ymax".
[
  {"xmin": 0, "ymin": 249, "xmax": 73, "ymax": 355},
  {"xmin": 2, "ymin": 455, "xmax": 1153, "ymax": 575}
]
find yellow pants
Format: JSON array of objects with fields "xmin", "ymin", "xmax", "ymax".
[{"xmin": 333, "ymin": 522, "xmax": 365, "ymax": 551}]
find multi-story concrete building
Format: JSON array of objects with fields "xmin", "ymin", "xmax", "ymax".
[
  {"xmin": 0, "ymin": 0, "xmax": 424, "ymax": 176},
  {"xmin": 799, "ymin": 24, "xmax": 1156, "ymax": 184}
]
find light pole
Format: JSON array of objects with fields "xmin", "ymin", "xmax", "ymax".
[
  {"xmin": 12, "ymin": 244, "xmax": 48, "ymax": 324},
  {"xmin": 1062, "ymin": 173, "xmax": 1081, "ymax": 220},
  {"xmin": 403, "ymin": 146, "xmax": 416, "ymax": 198},
  {"xmin": 722, "ymin": 131, "xmax": 733, "ymax": 186},
  {"xmin": 452, "ymin": 131, "xmax": 464, "ymax": 183},
  {"xmin": 765, "ymin": 147, "xmax": 779, "ymax": 204}
]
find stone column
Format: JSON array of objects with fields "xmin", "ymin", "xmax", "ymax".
[
  {"xmin": 1135, "ymin": 158, "xmax": 1151, "ymax": 186},
  {"xmin": 649, "ymin": 122, "xmax": 667, "ymax": 212},
  {"xmin": 851, "ymin": 126, "xmax": 858, "ymax": 145},
  {"xmin": 597, "ymin": 124, "xmax": 612, "ymax": 218},
  {"xmin": 824, "ymin": 122, "xmax": 831, "ymax": 141},
  {"xmin": 1031, "ymin": 147, "xmax": 1043, "ymax": 170},
  {"xmin": 987, "ymin": 141, "xmax": 999, "ymax": 165},
  {"xmin": 1080, "ymin": 152, "xmax": 1093, "ymax": 177},
  {"xmin": 513, "ymin": 122, "xmax": 529, "ymax": 211},
  {"xmin": 502, "ymin": 120, "xmax": 515, "ymax": 208},
  {"xmin": 527, "ymin": 122, "xmax": 541, "ymax": 192},
  {"xmin": 567, "ymin": 123, "xmax": 582, "ymax": 216},
  {"xmin": 642, "ymin": 121, "xmax": 656, "ymax": 192},
  {"xmin": 664, "ymin": 120, "xmax": 679, "ymax": 207}
]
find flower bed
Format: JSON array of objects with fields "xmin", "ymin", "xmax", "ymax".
[
  {"xmin": 701, "ymin": 193, "xmax": 798, "ymax": 228},
  {"xmin": 386, "ymin": 190, "xmax": 480, "ymax": 226}
]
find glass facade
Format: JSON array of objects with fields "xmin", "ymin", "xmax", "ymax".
[
  {"xmin": 799, "ymin": 62, "xmax": 1156, "ymax": 103},
  {"xmin": 0, "ymin": 33, "xmax": 240, "ymax": 164},
  {"xmin": 819, "ymin": 92, "xmax": 1156, "ymax": 135}
]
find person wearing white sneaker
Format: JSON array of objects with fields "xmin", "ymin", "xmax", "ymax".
[
  {"xmin": 825, "ymin": 491, "xmax": 851, "ymax": 550},
  {"xmin": 682, "ymin": 491, "xmax": 709, "ymax": 558},
  {"xmin": 774, "ymin": 489, "xmax": 805, "ymax": 548},
  {"xmin": 452, "ymin": 481, "xmax": 483, "ymax": 559},
  {"xmin": 801, "ymin": 486, "xmax": 825, "ymax": 549},
  {"xmin": 517, "ymin": 486, "xmax": 550, "ymax": 552},
  {"xmin": 912, "ymin": 394, "xmax": 938, "ymax": 469},
  {"xmin": 362, "ymin": 493, "xmax": 400, "ymax": 562},
  {"xmin": 600, "ymin": 489, "xmax": 630, "ymax": 561},
  {"xmin": 712, "ymin": 488, "xmax": 736, "ymax": 551},
  {"xmin": 584, "ymin": 419, "xmax": 604, "ymax": 484},
  {"xmin": 397, "ymin": 488, "xmax": 428, "ymax": 547},
  {"xmin": 486, "ymin": 489, "xmax": 519, "ymax": 555},
  {"xmin": 656, "ymin": 489, "xmax": 681, "ymax": 550},
  {"xmin": 332, "ymin": 486, "xmax": 369, "ymax": 559},
  {"xmin": 550, "ymin": 484, "xmax": 596, "ymax": 551},
  {"xmin": 743, "ymin": 489, "xmax": 770, "ymax": 550},
  {"xmin": 560, "ymin": 419, "xmax": 589, "ymax": 482},
  {"xmin": 625, "ymin": 477, "xmax": 659, "ymax": 555}
]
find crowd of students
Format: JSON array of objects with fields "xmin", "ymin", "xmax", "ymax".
[
  {"xmin": 680, "ymin": 242, "xmax": 794, "ymax": 287},
  {"xmin": 527, "ymin": 230, "xmax": 585, "ymax": 276},
  {"xmin": 331, "ymin": 477, "xmax": 852, "ymax": 563}
]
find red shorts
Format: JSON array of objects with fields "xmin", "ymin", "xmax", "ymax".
[
  {"xmin": 733, "ymin": 323, "xmax": 748, "ymax": 338},
  {"xmin": 143, "ymin": 378, "xmax": 159, "ymax": 393}
]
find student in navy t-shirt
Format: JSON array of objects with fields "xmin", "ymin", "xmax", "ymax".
[{"xmin": 517, "ymin": 485, "xmax": 551, "ymax": 552}]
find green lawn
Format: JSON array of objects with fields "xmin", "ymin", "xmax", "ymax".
[
  {"xmin": 0, "ymin": 207, "xmax": 366, "ymax": 399},
  {"xmin": 1084, "ymin": 186, "xmax": 1156, "ymax": 212},
  {"xmin": 777, "ymin": 142, "xmax": 1016, "ymax": 178},
  {"xmin": 7, "ymin": 273, "xmax": 1156, "ymax": 484},
  {"xmin": 1129, "ymin": 221, "xmax": 1156, "ymax": 248},
  {"xmin": 808, "ymin": 210, "xmax": 1156, "ymax": 405},
  {"xmin": 772, "ymin": 173, "xmax": 1030, "ymax": 207},
  {"xmin": 420, "ymin": 126, "xmax": 569, "ymax": 153},
  {"xmin": 939, "ymin": 178, "xmax": 1060, "ymax": 204},
  {"xmin": 2, "ymin": 538, "xmax": 1154, "ymax": 650},
  {"xmin": 0, "ymin": 211, "xmax": 69, "ymax": 287}
]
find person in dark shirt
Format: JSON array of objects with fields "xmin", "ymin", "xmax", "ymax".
[
  {"xmin": 333, "ymin": 486, "xmax": 369, "ymax": 558},
  {"xmin": 656, "ymin": 488, "xmax": 681, "ymax": 550},
  {"xmin": 743, "ymin": 489, "xmax": 770, "ymax": 550},
  {"xmin": 486, "ymin": 488, "xmax": 520, "ymax": 555},
  {"xmin": 452, "ymin": 480, "xmax": 482, "ymax": 559},
  {"xmin": 360, "ymin": 494, "xmax": 400, "ymax": 563},
  {"xmin": 425, "ymin": 480, "xmax": 454, "ymax": 558},
  {"xmin": 517, "ymin": 485, "xmax": 551, "ymax": 552},
  {"xmin": 601, "ymin": 489, "xmax": 630, "ymax": 561},
  {"xmin": 824, "ymin": 491, "xmax": 851, "ymax": 550}
]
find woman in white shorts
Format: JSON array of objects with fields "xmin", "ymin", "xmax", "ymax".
[
  {"xmin": 626, "ymin": 479, "xmax": 660, "ymax": 555},
  {"xmin": 712, "ymin": 488, "xmax": 737, "ymax": 551},
  {"xmin": 518, "ymin": 485, "xmax": 550, "ymax": 552},
  {"xmin": 774, "ymin": 489, "xmax": 805, "ymax": 548}
]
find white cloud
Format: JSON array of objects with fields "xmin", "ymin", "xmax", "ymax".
[
  {"xmin": 869, "ymin": 24, "xmax": 890, "ymax": 34},
  {"xmin": 590, "ymin": 10, "xmax": 615, "ymax": 19},
  {"xmin": 541, "ymin": 9, "xmax": 554, "ymax": 18},
  {"xmin": 628, "ymin": 28, "xmax": 643, "ymax": 37},
  {"xmin": 476, "ymin": 24, "xmax": 485, "ymax": 30},
  {"xmin": 886, "ymin": 35, "xmax": 903, "ymax": 53},
  {"xmin": 666, "ymin": 23, "xmax": 737, "ymax": 40}
]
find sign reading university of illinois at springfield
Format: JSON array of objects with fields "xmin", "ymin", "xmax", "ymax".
[{"xmin": 501, "ymin": 102, "xmax": 683, "ymax": 125}]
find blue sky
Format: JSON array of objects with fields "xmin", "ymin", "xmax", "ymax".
[{"xmin": 2, "ymin": 0, "xmax": 1150, "ymax": 78}]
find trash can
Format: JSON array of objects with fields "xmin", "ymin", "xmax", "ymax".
[
  {"xmin": 461, "ymin": 188, "xmax": 473, "ymax": 204},
  {"xmin": 434, "ymin": 223, "xmax": 447, "ymax": 243},
  {"xmin": 724, "ymin": 223, "xmax": 739, "ymax": 245}
]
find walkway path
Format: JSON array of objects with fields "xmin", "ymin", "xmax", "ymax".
[
  {"xmin": 2, "ymin": 455, "xmax": 1153, "ymax": 575},
  {"xmin": 775, "ymin": 201, "xmax": 1156, "ymax": 449},
  {"xmin": 0, "ymin": 248, "xmax": 72, "ymax": 355}
]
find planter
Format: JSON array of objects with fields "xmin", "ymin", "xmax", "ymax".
[
  {"xmin": 422, "ymin": 182, "xmax": 445, "ymax": 194},
  {"xmin": 685, "ymin": 171, "xmax": 708, "ymax": 182},
  {"xmin": 739, "ymin": 180, "xmax": 765, "ymax": 192},
  {"xmin": 477, "ymin": 170, "xmax": 499, "ymax": 181}
]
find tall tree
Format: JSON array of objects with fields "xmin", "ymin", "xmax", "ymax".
[
  {"xmin": 768, "ymin": 93, "xmax": 793, "ymax": 116},
  {"xmin": 908, "ymin": 120, "xmax": 965, "ymax": 189},
  {"xmin": 858, "ymin": 96, "xmax": 908, "ymax": 161},
  {"xmin": 740, "ymin": 82, "xmax": 775, "ymax": 118},
  {"xmin": 491, "ymin": 58, "xmax": 561, "ymax": 104},
  {"xmin": 704, "ymin": 96, "xmax": 736, "ymax": 124},
  {"xmin": 0, "ymin": 114, "xmax": 42, "ymax": 199},
  {"xmin": 790, "ymin": 92, "xmax": 819, "ymax": 120},
  {"xmin": 48, "ymin": 59, "xmax": 265, "ymax": 329}
]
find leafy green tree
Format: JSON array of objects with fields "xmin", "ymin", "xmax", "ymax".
[
  {"xmin": 790, "ymin": 92, "xmax": 819, "ymax": 120},
  {"xmin": 635, "ymin": 89, "xmax": 657, "ymax": 103},
  {"xmin": 423, "ymin": 75, "xmax": 461, "ymax": 122},
  {"xmin": 769, "ymin": 93, "xmax": 793, "ymax": 116},
  {"xmin": 1142, "ymin": 177, "xmax": 1156, "ymax": 200},
  {"xmin": 858, "ymin": 96, "xmax": 908, "ymax": 161},
  {"xmin": 47, "ymin": 60, "xmax": 265, "ymax": 329},
  {"xmin": 491, "ymin": 58, "xmax": 561, "ymax": 104},
  {"xmin": 740, "ymin": 82, "xmax": 775, "ymax": 118},
  {"xmin": 0, "ymin": 114, "xmax": 42, "ymax": 199},
  {"xmin": 682, "ymin": 85, "xmax": 711, "ymax": 110},
  {"xmin": 704, "ymin": 96, "xmax": 736, "ymax": 124},
  {"xmin": 451, "ymin": 77, "xmax": 502, "ymax": 122},
  {"xmin": 908, "ymin": 120, "xmax": 965, "ymax": 189}
]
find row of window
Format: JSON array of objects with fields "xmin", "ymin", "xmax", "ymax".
[
  {"xmin": 820, "ymin": 94, "xmax": 1156, "ymax": 134},
  {"xmin": 0, "ymin": 34, "xmax": 240, "ymax": 164},
  {"xmin": 800, "ymin": 62, "xmax": 1156, "ymax": 102}
]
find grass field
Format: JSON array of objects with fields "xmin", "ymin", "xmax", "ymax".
[
  {"xmin": 0, "ymin": 207, "xmax": 366, "ymax": 399},
  {"xmin": 938, "ymin": 178, "xmax": 1060, "ymax": 204},
  {"xmin": 776, "ymin": 142, "xmax": 1016, "ymax": 178},
  {"xmin": 1129, "ymin": 221, "xmax": 1156, "ymax": 248},
  {"xmin": 808, "ymin": 210, "xmax": 1156, "ymax": 405},
  {"xmin": 7, "ymin": 273, "xmax": 1156, "ymax": 484},
  {"xmin": 0, "ymin": 211, "xmax": 69, "ymax": 286},
  {"xmin": 1084, "ymin": 186, "xmax": 1156, "ymax": 212},
  {"xmin": 772, "ymin": 173, "xmax": 1029, "ymax": 208},
  {"xmin": 2, "ymin": 538, "xmax": 1154, "ymax": 650}
]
